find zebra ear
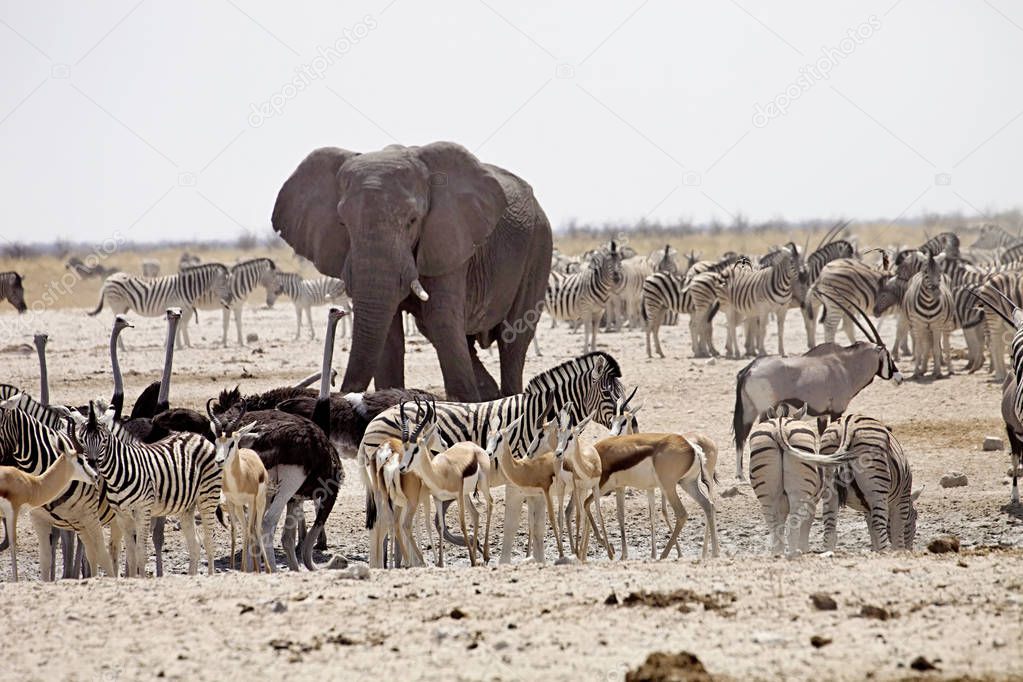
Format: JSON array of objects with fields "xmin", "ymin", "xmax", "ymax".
[{"xmin": 793, "ymin": 403, "xmax": 807, "ymax": 420}]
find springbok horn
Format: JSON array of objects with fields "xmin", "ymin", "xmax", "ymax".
[
  {"xmin": 231, "ymin": 402, "xmax": 247, "ymax": 432},
  {"xmin": 410, "ymin": 279, "xmax": 429, "ymax": 302},
  {"xmin": 399, "ymin": 401, "xmax": 410, "ymax": 442},
  {"xmin": 622, "ymin": 385, "xmax": 638, "ymax": 409},
  {"xmin": 411, "ymin": 396, "xmax": 429, "ymax": 441}
]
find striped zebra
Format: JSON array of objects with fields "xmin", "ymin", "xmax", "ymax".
[
  {"xmin": 918, "ymin": 231, "xmax": 960, "ymax": 258},
  {"xmin": 606, "ymin": 255, "xmax": 651, "ymax": 331},
  {"xmin": 642, "ymin": 270, "xmax": 719, "ymax": 358},
  {"xmin": 902, "ymin": 252, "xmax": 954, "ymax": 378},
  {"xmin": 0, "ymin": 395, "xmax": 118, "ymax": 577},
  {"xmin": 718, "ymin": 245, "xmax": 798, "ymax": 358},
  {"xmin": 793, "ymin": 240, "xmax": 856, "ymax": 349},
  {"xmin": 266, "ymin": 271, "xmax": 348, "ymax": 340},
  {"xmin": 970, "ymin": 224, "xmax": 1021, "ymax": 251},
  {"xmin": 359, "ymin": 351, "xmax": 626, "ymax": 566},
  {"xmin": 1, "ymin": 271, "xmax": 27, "ymax": 313},
  {"xmin": 819, "ymin": 414, "xmax": 918, "ymax": 551},
  {"xmin": 809, "ymin": 258, "xmax": 888, "ymax": 345},
  {"xmin": 976, "ymin": 272, "xmax": 1023, "ymax": 381},
  {"xmin": 202, "ymin": 257, "xmax": 277, "ymax": 347},
  {"xmin": 748, "ymin": 404, "xmax": 823, "ymax": 555},
  {"xmin": 88, "ymin": 263, "xmax": 230, "ymax": 348},
  {"xmin": 999, "ymin": 242, "xmax": 1023, "ymax": 267},
  {"xmin": 545, "ymin": 243, "xmax": 623, "ymax": 353},
  {"xmin": 76, "ymin": 402, "xmax": 221, "ymax": 577}
]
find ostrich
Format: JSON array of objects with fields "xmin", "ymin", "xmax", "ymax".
[{"xmin": 214, "ymin": 307, "xmax": 348, "ymax": 570}]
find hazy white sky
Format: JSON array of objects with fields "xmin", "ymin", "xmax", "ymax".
[{"xmin": 1, "ymin": 1, "xmax": 1021, "ymax": 244}]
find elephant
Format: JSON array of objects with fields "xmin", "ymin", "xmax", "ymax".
[{"xmin": 272, "ymin": 141, "xmax": 553, "ymax": 402}]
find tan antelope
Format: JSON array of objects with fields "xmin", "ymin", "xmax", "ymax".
[
  {"xmin": 0, "ymin": 427, "xmax": 98, "ymax": 581},
  {"xmin": 399, "ymin": 399, "xmax": 491, "ymax": 566},
  {"xmin": 591, "ymin": 428, "xmax": 720, "ymax": 560}
]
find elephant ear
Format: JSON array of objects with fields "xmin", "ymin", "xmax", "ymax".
[
  {"xmin": 414, "ymin": 142, "xmax": 507, "ymax": 277},
  {"xmin": 271, "ymin": 147, "xmax": 359, "ymax": 278}
]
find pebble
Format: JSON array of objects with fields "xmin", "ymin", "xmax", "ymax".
[
  {"xmin": 810, "ymin": 635, "xmax": 832, "ymax": 648},
  {"xmin": 721, "ymin": 486, "xmax": 742, "ymax": 498},
  {"xmin": 910, "ymin": 656, "xmax": 938, "ymax": 672},
  {"xmin": 860, "ymin": 605, "xmax": 892, "ymax": 621},
  {"xmin": 940, "ymin": 472, "xmax": 968, "ymax": 488},
  {"xmin": 752, "ymin": 631, "xmax": 787, "ymax": 645},
  {"xmin": 927, "ymin": 535, "xmax": 960, "ymax": 554},
  {"xmin": 810, "ymin": 593, "xmax": 837, "ymax": 611},
  {"xmin": 983, "ymin": 436, "xmax": 1004, "ymax": 451}
]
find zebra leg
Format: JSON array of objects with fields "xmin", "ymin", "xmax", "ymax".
[
  {"xmin": 221, "ymin": 307, "xmax": 230, "ymax": 347},
  {"xmin": 151, "ymin": 517, "xmax": 166, "ymax": 577},
  {"xmin": 198, "ymin": 503, "xmax": 218, "ymax": 575},
  {"xmin": 500, "ymin": 486, "xmax": 525, "ymax": 564},
  {"xmin": 775, "ymin": 308, "xmax": 786, "ymax": 356},
  {"xmin": 293, "ymin": 304, "xmax": 302, "ymax": 340},
  {"xmin": 31, "ymin": 515, "xmax": 54, "ymax": 582},
  {"xmin": 497, "ymin": 324, "xmax": 530, "ymax": 396},
  {"xmin": 615, "ymin": 488, "xmax": 627, "ymax": 560},
  {"xmin": 822, "ymin": 471, "xmax": 840, "ymax": 551},
  {"xmin": 179, "ymin": 507, "xmax": 201, "ymax": 575},
  {"xmin": 931, "ymin": 328, "xmax": 944, "ymax": 379},
  {"xmin": 234, "ymin": 304, "xmax": 245, "ymax": 346}
]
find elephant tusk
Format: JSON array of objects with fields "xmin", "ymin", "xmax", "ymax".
[{"xmin": 411, "ymin": 279, "xmax": 429, "ymax": 302}]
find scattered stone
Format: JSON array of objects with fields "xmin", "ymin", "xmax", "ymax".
[
  {"xmin": 621, "ymin": 589, "xmax": 736, "ymax": 613},
  {"xmin": 450, "ymin": 608, "xmax": 467, "ymax": 620},
  {"xmin": 810, "ymin": 593, "xmax": 837, "ymax": 611},
  {"xmin": 554, "ymin": 555, "xmax": 575, "ymax": 566},
  {"xmin": 940, "ymin": 472, "xmax": 968, "ymax": 488},
  {"xmin": 910, "ymin": 656, "xmax": 938, "ymax": 672},
  {"xmin": 983, "ymin": 436, "xmax": 1004, "ymax": 451},
  {"xmin": 860, "ymin": 605, "xmax": 892, "ymax": 621},
  {"xmin": 705, "ymin": 358, "xmax": 717, "ymax": 366},
  {"xmin": 605, "ymin": 592, "xmax": 619, "ymax": 605},
  {"xmin": 993, "ymin": 638, "xmax": 1007, "ymax": 649},
  {"xmin": 752, "ymin": 631, "xmax": 788, "ymax": 645},
  {"xmin": 238, "ymin": 603, "xmax": 254, "ymax": 615},
  {"xmin": 334, "ymin": 563, "xmax": 370, "ymax": 579},
  {"xmin": 810, "ymin": 635, "xmax": 832, "ymax": 649},
  {"xmin": 494, "ymin": 641, "xmax": 509, "ymax": 651},
  {"xmin": 327, "ymin": 555, "xmax": 349, "ymax": 570},
  {"xmin": 246, "ymin": 333, "xmax": 259, "ymax": 343},
  {"xmin": 720, "ymin": 486, "xmax": 741, "ymax": 498},
  {"xmin": 626, "ymin": 651, "xmax": 712, "ymax": 682},
  {"xmin": 927, "ymin": 535, "xmax": 960, "ymax": 554},
  {"xmin": 270, "ymin": 600, "xmax": 287, "ymax": 614}
]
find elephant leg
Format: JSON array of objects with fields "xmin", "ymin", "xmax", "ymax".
[
  {"xmin": 421, "ymin": 289, "xmax": 480, "ymax": 401},
  {"xmin": 497, "ymin": 328, "xmax": 529, "ymax": 397},
  {"xmin": 469, "ymin": 341, "xmax": 501, "ymax": 400},
  {"xmin": 374, "ymin": 311, "xmax": 406, "ymax": 390}
]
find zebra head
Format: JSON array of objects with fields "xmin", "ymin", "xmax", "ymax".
[
  {"xmin": 77, "ymin": 401, "xmax": 113, "ymax": 468},
  {"xmin": 2, "ymin": 272, "xmax": 27, "ymax": 313}
]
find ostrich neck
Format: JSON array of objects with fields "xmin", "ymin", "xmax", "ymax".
[
  {"xmin": 110, "ymin": 327, "xmax": 124, "ymax": 414},
  {"xmin": 35, "ymin": 341, "xmax": 49, "ymax": 407},
  {"xmin": 319, "ymin": 316, "xmax": 341, "ymax": 401},
  {"xmin": 157, "ymin": 317, "xmax": 180, "ymax": 410}
]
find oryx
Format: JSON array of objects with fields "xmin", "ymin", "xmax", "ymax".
[{"xmin": 732, "ymin": 292, "xmax": 903, "ymax": 480}]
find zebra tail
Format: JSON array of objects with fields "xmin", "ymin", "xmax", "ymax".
[
  {"xmin": 87, "ymin": 290, "xmax": 105, "ymax": 316},
  {"xmin": 365, "ymin": 491, "xmax": 376, "ymax": 530},
  {"xmin": 706, "ymin": 300, "xmax": 720, "ymax": 323}
]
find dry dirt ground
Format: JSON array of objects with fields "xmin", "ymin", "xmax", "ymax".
[{"xmin": 0, "ymin": 301, "xmax": 1021, "ymax": 681}]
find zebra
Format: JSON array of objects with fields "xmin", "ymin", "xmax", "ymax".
[
  {"xmin": 918, "ymin": 231, "xmax": 960, "ymax": 259},
  {"xmin": 818, "ymin": 414, "xmax": 919, "ymax": 551},
  {"xmin": 642, "ymin": 269, "xmax": 721, "ymax": 358},
  {"xmin": 359, "ymin": 351, "xmax": 626, "ymax": 566},
  {"xmin": 606, "ymin": 255, "xmax": 651, "ymax": 331},
  {"xmin": 1, "ymin": 271, "xmax": 27, "ymax": 313},
  {"xmin": 0, "ymin": 396, "xmax": 118, "ymax": 578},
  {"xmin": 748, "ymin": 403, "xmax": 825, "ymax": 555},
  {"xmin": 792, "ymin": 240, "xmax": 856, "ymax": 349},
  {"xmin": 200, "ymin": 257, "xmax": 278, "ymax": 347},
  {"xmin": 970, "ymin": 223, "xmax": 1022, "ymax": 251},
  {"xmin": 76, "ymin": 402, "xmax": 221, "ymax": 577},
  {"xmin": 975, "ymin": 272, "xmax": 1023, "ymax": 381},
  {"xmin": 544, "ymin": 243, "xmax": 624, "ymax": 353},
  {"xmin": 88, "ymin": 263, "xmax": 230, "ymax": 348},
  {"xmin": 718, "ymin": 245, "xmax": 798, "ymax": 358},
  {"xmin": 266, "ymin": 271, "xmax": 349, "ymax": 340},
  {"xmin": 809, "ymin": 258, "xmax": 889, "ymax": 345},
  {"xmin": 902, "ymin": 252, "xmax": 955, "ymax": 378},
  {"xmin": 141, "ymin": 259, "xmax": 160, "ymax": 278}
]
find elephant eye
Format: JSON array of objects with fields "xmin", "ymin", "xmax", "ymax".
[{"xmin": 407, "ymin": 217, "xmax": 417, "ymax": 228}]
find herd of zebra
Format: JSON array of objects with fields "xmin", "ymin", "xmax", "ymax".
[
  {"xmin": 84, "ymin": 256, "xmax": 351, "ymax": 346},
  {"xmin": 1, "ymin": 223, "xmax": 1022, "ymax": 579}
]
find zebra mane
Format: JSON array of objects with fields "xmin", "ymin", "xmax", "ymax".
[
  {"xmin": 0, "ymin": 387, "xmax": 67, "ymax": 430},
  {"xmin": 524, "ymin": 351, "xmax": 621, "ymax": 395},
  {"xmin": 180, "ymin": 262, "xmax": 228, "ymax": 275},
  {"xmin": 232, "ymin": 257, "xmax": 276, "ymax": 272},
  {"xmin": 0, "ymin": 271, "xmax": 22, "ymax": 283}
]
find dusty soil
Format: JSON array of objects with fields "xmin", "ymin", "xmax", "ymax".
[{"xmin": 1, "ymin": 301, "xmax": 1021, "ymax": 681}]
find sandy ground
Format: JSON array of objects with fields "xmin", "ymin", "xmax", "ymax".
[{"xmin": 0, "ymin": 301, "xmax": 1021, "ymax": 681}]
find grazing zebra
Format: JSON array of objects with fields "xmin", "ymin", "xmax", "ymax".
[
  {"xmin": 208, "ymin": 257, "xmax": 277, "ymax": 346},
  {"xmin": 793, "ymin": 239, "xmax": 856, "ymax": 349},
  {"xmin": 748, "ymin": 403, "xmax": 824, "ymax": 555},
  {"xmin": 809, "ymin": 258, "xmax": 888, "ymax": 345},
  {"xmin": 88, "ymin": 264, "xmax": 230, "ymax": 348},
  {"xmin": 360, "ymin": 351, "xmax": 626, "ymax": 566},
  {"xmin": 545, "ymin": 243, "xmax": 624, "ymax": 353},
  {"xmin": 818, "ymin": 414, "xmax": 919, "ymax": 551},
  {"xmin": 266, "ymin": 271, "xmax": 348, "ymax": 340},
  {"xmin": 1, "ymin": 271, "xmax": 27, "ymax": 313},
  {"xmin": 918, "ymin": 231, "xmax": 960, "ymax": 259},
  {"xmin": 718, "ymin": 245, "xmax": 798, "ymax": 358},
  {"xmin": 902, "ymin": 253, "xmax": 954, "ymax": 378},
  {"xmin": 76, "ymin": 402, "xmax": 221, "ymax": 577},
  {"xmin": 0, "ymin": 395, "xmax": 118, "ymax": 578}
]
